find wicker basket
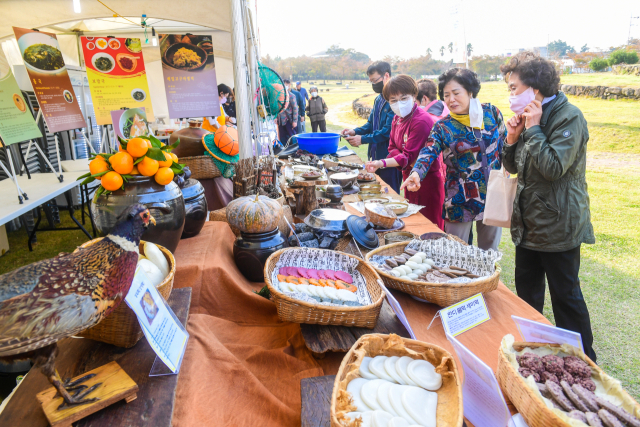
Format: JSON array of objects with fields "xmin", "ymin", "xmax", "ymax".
[
  {"xmin": 180, "ymin": 155, "xmax": 221, "ymax": 179},
  {"xmin": 264, "ymin": 248, "xmax": 385, "ymax": 328},
  {"xmin": 75, "ymin": 239, "xmax": 175, "ymax": 348},
  {"xmin": 330, "ymin": 333, "xmax": 463, "ymax": 427},
  {"xmin": 364, "ymin": 241, "xmax": 501, "ymax": 307},
  {"xmin": 497, "ymin": 341, "xmax": 640, "ymax": 427}
]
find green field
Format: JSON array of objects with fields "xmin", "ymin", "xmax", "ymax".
[
  {"xmin": 312, "ymin": 77, "xmax": 640, "ymax": 399},
  {"xmin": 561, "ymin": 72, "xmax": 640, "ymax": 88}
]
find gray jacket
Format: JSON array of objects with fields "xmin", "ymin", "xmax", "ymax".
[
  {"xmin": 306, "ymin": 96, "xmax": 328, "ymax": 122},
  {"xmin": 503, "ymin": 91, "xmax": 595, "ymax": 252}
]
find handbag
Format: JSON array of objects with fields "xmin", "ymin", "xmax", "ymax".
[{"xmin": 483, "ymin": 167, "xmax": 517, "ymax": 228}]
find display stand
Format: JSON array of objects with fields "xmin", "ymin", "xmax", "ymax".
[
  {"xmin": 18, "ymin": 110, "xmax": 64, "ymax": 182},
  {"xmin": 0, "ymin": 146, "xmax": 28, "ymax": 203},
  {"xmin": 36, "ymin": 361, "xmax": 138, "ymax": 427}
]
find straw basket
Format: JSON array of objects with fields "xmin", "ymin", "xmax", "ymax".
[
  {"xmin": 497, "ymin": 341, "xmax": 640, "ymax": 427},
  {"xmin": 364, "ymin": 241, "xmax": 501, "ymax": 307},
  {"xmin": 75, "ymin": 239, "xmax": 175, "ymax": 348},
  {"xmin": 330, "ymin": 333, "xmax": 463, "ymax": 427},
  {"xmin": 179, "ymin": 155, "xmax": 221, "ymax": 179},
  {"xmin": 264, "ymin": 248, "xmax": 385, "ymax": 328}
]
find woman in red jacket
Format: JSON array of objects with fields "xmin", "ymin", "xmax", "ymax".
[{"xmin": 365, "ymin": 75, "xmax": 445, "ymax": 229}]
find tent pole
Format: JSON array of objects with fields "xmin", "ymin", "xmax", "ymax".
[{"xmin": 230, "ymin": 0, "xmax": 252, "ymax": 160}]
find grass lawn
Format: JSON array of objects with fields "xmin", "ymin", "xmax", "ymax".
[{"xmin": 561, "ymin": 72, "xmax": 640, "ymax": 88}]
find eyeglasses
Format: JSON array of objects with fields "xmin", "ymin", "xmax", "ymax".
[
  {"xmin": 389, "ymin": 95, "xmax": 413, "ymax": 106},
  {"xmin": 369, "ymin": 76, "xmax": 383, "ymax": 84}
]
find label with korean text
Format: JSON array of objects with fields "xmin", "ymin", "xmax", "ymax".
[{"xmin": 440, "ymin": 293, "xmax": 491, "ymax": 337}]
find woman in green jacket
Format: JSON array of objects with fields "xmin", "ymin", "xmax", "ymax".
[{"xmin": 501, "ymin": 52, "xmax": 596, "ymax": 361}]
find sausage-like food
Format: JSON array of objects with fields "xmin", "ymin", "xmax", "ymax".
[
  {"xmin": 561, "ymin": 380, "xmax": 589, "ymax": 412},
  {"xmin": 386, "ymin": 258, "xmax": 398, "ymax": 268},
  {"xmin": 599, "ymin": 409, "xmax": 625, "ymax": 427},
  {"xmin": 546, "ymin": 380, "xmax": 577, "ymax": 412},
  {"xmin": 572, "ymin": 384, "xmax": 599, "ymax": 412},
  {"xmin": 405, "ymin": 248, "xmax": 417, "ymax": 256},
  {"xmin": 595, "ymin": 396, "xmax": 640, "ymax": 427},
  {"xmin": 586, "ymin": 412, "xmax": 604, "ymax": 427},
  {"xmin": 536, "ymin": 383, "xmax": 552, "ymax": 399},
  {"xmin": 568, "ymin": 410, "xmax": 587, "ymax": 423}
]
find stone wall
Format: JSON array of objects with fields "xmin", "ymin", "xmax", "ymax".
[
  {"xmin": 612, "ymin": 64, "xmax": 640, "ymax": 76},
  {"xmin": 561, "ymin": 84, "xmax": 640, "ymax": 100},
  {"xmin": 352, "ymin": 94, "xmax": 374, "ymax": 119}
]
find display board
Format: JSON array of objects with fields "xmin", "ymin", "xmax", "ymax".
[
  {"xmin": 159, "ymin": 34, "xmax": 219, "ymax": 119},
  {"xmin": 110, "ymin": 107, "xmax": 150, "ymax": 140},
  {"xmin": 0, "ymin": 69, "xmax": 42, "ymax": 145},
  {"xmin": 80, "ymin": 36, "xmax": 154, "ymax": 125},
  {"xmin": 12, "ymin": 27, "xmax": 86, "ymax": 133}
]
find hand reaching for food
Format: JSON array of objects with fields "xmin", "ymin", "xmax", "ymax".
[{"xmin": 400, "ymin": 172, "xmax": 421, "ymax": 192}]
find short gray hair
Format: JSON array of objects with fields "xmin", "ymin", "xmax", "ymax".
[{"xmin": 309, "ymin": 85, "xmax": 318, "ymax": 92}]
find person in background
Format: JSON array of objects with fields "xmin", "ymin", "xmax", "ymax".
[
  {"xmin": 364, "ymin": 75, "xmax": 444, "ymax": 229},
  {"xmin": 277, "ymin": 79, "xmax": 298, "ymax": 144},
  {"xmin": 306, "ymin": 86, "xmax": 328, "ymax": 132},
  {"xmin": 223, "ymin": 88, "xmax": 236, "ymax": 118},
  {"xmin": 296, "ymin": 81, "xmax": 309, "ymax": 133},
  {"xmin": 401, "ymin": 68, "xmax": 506, "ymax": 251},
  {"xmin": 342, "ymin": 61, "xmax": 402, "ymax": 193},
  {"xmin": 202, "ymin": 83, "xmax": 235, "ymax": 132},
  {"xmin": 291, "ymin": 85, "xmax": 305, "ymax": 134},
  {"xmin": 501, "ymin": 52, "xmax": 596, "ymax": 361},
  {"xmin": 416, "ymin": 78, "xmax": 449, "ymax": 121}
]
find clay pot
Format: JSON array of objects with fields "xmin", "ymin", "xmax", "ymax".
[{"xmin": 170, "ymin": 120, "xmax": 210, "ymax": 158}]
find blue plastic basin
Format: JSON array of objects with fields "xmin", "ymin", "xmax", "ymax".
[{"xmin": 295, "ymin": 132, "xmax": 340, "ymax": 155}]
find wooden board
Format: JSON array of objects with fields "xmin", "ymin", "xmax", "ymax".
[
  {"xmin": 300, "ymin": 375, "xmax": 335, "ymax": 427},
  {"xmin": 0, "ymin": 287, "xmax": 192, "ymax": 427},
  {"xmin": 36, "ymin": 361, "xmax": 138, "ymax": 427},
  {"xmin": 300, "ymin": 299, "xmax": 410, "ymax": 356}
]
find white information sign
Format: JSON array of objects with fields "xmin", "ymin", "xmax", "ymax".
[
  {"xmin": 447, "ymin": 333, "xmax": 512, "ymax": 427},
  {"xmin": 125, "ymin": 267, "xmax": 189, "ymax": 373},
  {"xmin": 377, "ymin": 280, "xmax": 416, "ymax": 339},
  {"xmin": 440, "ymin": 293, "xmax": 491, "ymax": 337},
  {"xmin": 512, "ymin": 316, "xmax": 584, "ymax": 352}
]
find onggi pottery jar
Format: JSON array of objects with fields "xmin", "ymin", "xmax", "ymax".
[
  {"xmin": 169, "ymin": 119, "xmax": 210, "ymax": 158},
  {"xmin": 91, "ymin": 176, "xmax": 185, "ymax": 252},
  {"xmin": 233, "ymin": 228, "xmax": 287, "ymax": 282},
  {"xmin": 180, "ymin": 178, "xmax": 207, "ymax": 239}
]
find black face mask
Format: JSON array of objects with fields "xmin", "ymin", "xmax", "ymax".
[{"xmin": 372, "ymin": 81, "xmax": 384, "ymax": 94}]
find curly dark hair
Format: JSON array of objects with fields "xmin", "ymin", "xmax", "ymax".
[
  {"xmin": 437, "ymin": 68, "xmax": 481, "ymax": 100},
  {"xmin": 500, "ymin": 52, "xmax": 561, "ymax": 97}
]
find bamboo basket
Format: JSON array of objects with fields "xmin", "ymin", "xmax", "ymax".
[
  {"xmin": 497, "ymin": 341, "xmax": 640, "ymax": 427},
  {"xmin": 364, "ymin": 241, "xmax": 501, "ymax": 307},
  {"xmin": 330, "ymin": 333, "xmax": 463, "ymax": 427},
  {"xmin": 264, "ymin": 248, "xmax": 385, "ymax": 328},
  {"xmin": 333, "ymin": 231, "xmax": 421, "ymax": 259},
  {"xmin": 180, "ymin": 155, "xmax": 221, "ymax": 180},
  {"xmin": 75, "ymin": 239, "xmax": 175, "ymax": 348}
]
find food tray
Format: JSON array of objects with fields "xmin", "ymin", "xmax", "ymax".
[
  {"xmin": 364, "ymin": 240, "xmax": 501, "ymax": 307},
  {"xmin": 264, "ymin": 248, "xmax": 385, "ymax": 328},
  {"xmin": 497, "ymin": 338, "xmax": 640, "ymax": 427},
  {"xmin": 330, "ymin": 333, "xmax": 463, "ymax": 427}
]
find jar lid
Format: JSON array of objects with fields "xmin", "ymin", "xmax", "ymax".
[
  {"xmin": 346, "ymin": 215, "xmax": 379, "ymax": 250},
  {"xmin": 180, "ymin": 178, "xmax": 205, "ymax": 201}
]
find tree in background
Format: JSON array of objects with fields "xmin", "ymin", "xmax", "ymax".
[
  {"xmin": 440, "ymin": 46, "xmax": 445, "ymax": 57},
  {"xmin": 396, "ymin": 55, "xmax": 446, "ymax": 77},
  {"xmin": 589, "ymin": 58, "xmax": 609, "ymax": 72},
  {"xmin": 568, "ymin": 52, "xmax": 602, "ymax": 72},
  {"xmin": 580, "ymin": 44, "xmax": 589, "ymax": 53},
  {"xmin": 608, "ymin": 49, "xmax": 639, "ymax": 65},
  {"xmin": 548, "ymin": 40, "xmax": 576, "ymax": 56},
  {"xmin": 469, "ymin": 55, "xmax": 505, "ymax": 80},
  {"xmin": 467, "ymin": 43, "xmax": 473, "ymax": 58},
  {"xmin": 427, "ymin": 48, "xmax": 432, "ymax": 56},
  {"xmin": 448, "ymin": 42, "xmax": 454, "ymax": 54}
]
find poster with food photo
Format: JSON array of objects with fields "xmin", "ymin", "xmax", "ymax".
[
  {"xmin": 12, "ymin": 27, "xmax": 86, "ymax": 133},
  {"xmin": 159, "ymin": 34, "xmax": 219, "ymax": 119},
  {"xmin": 0, "ymin": 69, "xmax": 42, "ymax": 145},
  {"xmin": 80, "ymin": 36, "xmax": 154, "ymax": 125},
  {"xmin": 110, "ymin": 107, "xmax": 149, "ymax": 140}
]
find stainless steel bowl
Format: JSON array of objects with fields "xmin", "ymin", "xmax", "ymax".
[
  {"xmin": 303, "ymin": 208, "xmax": 352, "ymax": 232},
  {"xmin": 328, "ymin": 172, "xmax": 358, "ymax": 189}
]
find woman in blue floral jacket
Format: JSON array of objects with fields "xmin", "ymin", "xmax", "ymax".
[{"xmin": 401, "ymin": 68, "xmax": 506, "ymax": 250}]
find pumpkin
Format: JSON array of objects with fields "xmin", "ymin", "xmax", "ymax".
[{"xmin": 226, "ymin": 194, "xmax": 283, "ymax": 234}]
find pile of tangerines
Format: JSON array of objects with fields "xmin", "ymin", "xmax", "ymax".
[{"xmin": 80, "ymin": 136, "xmax": 182, "ymax": 193}]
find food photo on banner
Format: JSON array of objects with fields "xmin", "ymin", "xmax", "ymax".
[
  {"xmin": 12, "ymin": 27, "xmax": 86, "ymax": 133},
  {"xmin": 80, "ymin": 36, "xmax": 154, "ymax": 125},
  {"xmin": 159, "ymin": 33, "xmax": 220, "ymax": 119},
  {"xmin": 0, "ymin": 68, "xmax": 42, "ymax": 145},
  {"xmin": 110, "ymin": 107, "xmax": 150, "ymax": 140}
]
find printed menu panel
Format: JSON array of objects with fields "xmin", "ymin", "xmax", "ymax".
[
  {"xmin": 110, "ymin": 107, "xmax": 150, "ymax": 140},
  {"xmin": 159, "ymin": 34, "xmax": 219, "ymax": 119},
  {"xmin": 0, "ymin": 69, "xmax": 42, "ymax": 145},
  {"xmin": 12, "ymin": 27, "xmax": 86, "ymax": 133},
  {"xmin": 80, "ymin": 36, "xmax": 154, "ymax": 125}
]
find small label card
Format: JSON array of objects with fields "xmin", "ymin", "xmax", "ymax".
[
  {"xmin": 125, "ymin": 267, "xmax": 189, "ymax": 374},
  {"xmin": 377, "ymin": 280, "xmax": 416, "ymax": 339},
  {"xmin": 439, "ymin": 293, "xmax": 491, "ymax": 337},
  {"xmin": 512, "ymin": 315, "xmax": 583, "ymax": 352},
  {"xmin": 447, "ymin": 333, "xmax": 512, "ymax": 427}
]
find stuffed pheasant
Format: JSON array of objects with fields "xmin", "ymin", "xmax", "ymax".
[{"xmin": 0, "ymin": 204, "xmax": 155, "ymax": 407}]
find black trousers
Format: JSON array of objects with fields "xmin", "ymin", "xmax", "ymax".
[
  {"xmin": 515, "ymin": 245, "xmax": 596, "ymax": 362},
  {"xmin": 311, "ymin": 120, "xmax": 326, "ymax": 132}
]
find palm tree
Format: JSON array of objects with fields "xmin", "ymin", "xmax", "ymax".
[
  {"xmin": 440, "ymin": 46, "xmax": 445, "ymax": 57},
  {"xmin": 427, "ymin": 48, "xmax": 432, "ymax": 56},
  {"xmin": 466, "ymin": 43, "xmax": 473, "ymax": 57},
  {"xmin": 448, "ymin": 42, "xmax": 453, "ymax": 54}
]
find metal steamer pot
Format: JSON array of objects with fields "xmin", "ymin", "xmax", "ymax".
[{"xmin": 91, "ymin": 176, "xmax": 186, "ymax": 252}]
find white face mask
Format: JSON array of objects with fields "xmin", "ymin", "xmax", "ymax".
[
  {"xmin": 390, "ymin": 97, "xmax": 414, "ymax": 118},
  {"xmin": 311, "ymin": 92, "xmax": 318, "ymax": 98},
  {"xmin": 469, "ymin": 98, "xmax": 483, "ymax": 128},
  {"xmin": 220, "ymin": 96, "xmax": 227, "ymax": 104},
  {"xmin": 285, "ymin": 85, "xmax": 290, "ymax": 91}
]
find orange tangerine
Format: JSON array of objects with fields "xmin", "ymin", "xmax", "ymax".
[
  {"xmin": 130, "ymin": 165, "xmax": 140, "ymax": 175},
  {"xmin": 89, "ymin": 157, "xmax": 109, "ymax": 180},
  {"xmin": 158, "ymin": 151, "xmax": 173, "ymax": 167},
  {"xmin": 109, "ymin": 152, "xmax": 134, "ymax": 175},
  {"xmin": 169, "ymin": 152, "xmax": 179, "ymax": 163},
  {"xmin": 137, "ymin": 156, "xmax": 159, "ymax": 176},
  {"xmin": 126, "ymin": 137, "xmax": 149, "ymax": 157},
  {"xmin": 154, "ymin": 167, "xmax": 174, "ymax": 185},
  {"xmin": 101, "ymin": 171, "xmax": 123, "ymax": 191}
]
